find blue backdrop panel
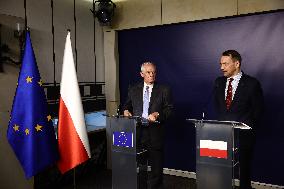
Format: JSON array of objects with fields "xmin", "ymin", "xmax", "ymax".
[{"xmin": 118, "ymin": 11, "xmax": 284, "ymax": 185}]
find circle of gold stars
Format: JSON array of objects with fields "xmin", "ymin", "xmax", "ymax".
[{"xmin": 118, "ymin": 133, "xmax": 127, "ymax": 145}]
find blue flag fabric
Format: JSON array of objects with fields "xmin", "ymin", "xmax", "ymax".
[
  {"xmin": 113, "ymin": 131, "xmax": 133, "ymax": 148},
  {"xmin": 7, "ymin": 31, "xmax": 58, "ymax": 178}
]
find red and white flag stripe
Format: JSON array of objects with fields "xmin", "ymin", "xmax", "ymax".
[
  {"xmin": 200, "ymin": 140, "xmax": 227, "ymax": 159},
  {"xmin": 57, "ymin": 32, "xmax": 91, "ymax": 174}
]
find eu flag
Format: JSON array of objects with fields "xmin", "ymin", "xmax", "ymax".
[
  {"xmin": 113, "ymin": 131, "xmax": 133, "ymax": 147},
  {"xmin": 7, "ymin": 31, "xmax": 58, "ymax": 178}
]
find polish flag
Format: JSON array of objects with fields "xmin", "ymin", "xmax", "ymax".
[
  {"xmin": 200, "ymin": 140, "xmax": 227, "ymax": 159},
  {"xmin": 57, "ymin": 32, "xmax": 91, "ymax": 174}
]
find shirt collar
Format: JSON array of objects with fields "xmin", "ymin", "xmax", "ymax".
[
  {"xmin": 144, "ymin": 82, "xmax": 154, "ymax": 88},
  {"xmin": 228, "ymin": 71, "xmax": 242, "ymax": 81}
]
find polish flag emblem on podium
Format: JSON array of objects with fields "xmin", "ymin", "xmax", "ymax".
[{"xmin": 200, "ymin": 140, "xmax": 228, "ymax": 159}]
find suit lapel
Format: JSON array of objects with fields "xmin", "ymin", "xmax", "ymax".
[
  {"xmin": 231, "ymin": 74, "xmax": 246, "ymax": 108},
  {"xmin": 136, "ymin": 83, "xmax": 144, "ymax": 113},
  {"xmin": 220, "ymin": 77, "xmax": 227, "ymax": 108},
  {"xmin": 149, "ymin": 83, "xmax": 158, "ymax": 108}
]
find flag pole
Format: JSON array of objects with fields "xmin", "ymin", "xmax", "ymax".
[
  {"xmin": 51, "ymin": 0, "xmax": 56, "ymax": 86},
  {"xmin": 74, "ymin": 0, "xmax": 78, "ymax": 71}
]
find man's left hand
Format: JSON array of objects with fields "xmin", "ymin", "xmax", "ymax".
[{"xmin": 148, "ymin": 112, "xmax": 159, "ymax": 122}]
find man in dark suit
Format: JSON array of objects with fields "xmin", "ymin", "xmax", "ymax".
[
  {"xmin": 123, "ymin": 62, "xmax": 173, "ymax": 189},
  {"xmin": 214, "ymin": 50, "xmax": 264, "ymax": 189}
]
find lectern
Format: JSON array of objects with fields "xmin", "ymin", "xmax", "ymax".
[
  {"xmin": 106, "ymin": 116, "xmax": 148, "ymax": 189},
  {"xmin": 187, "ymin": 119, "xmax": 250, "ymax": 189}
]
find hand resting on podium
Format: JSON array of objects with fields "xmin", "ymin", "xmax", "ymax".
[{"xmin": 123, "ymin": 110, "xmax": 159, "ymax": 123}]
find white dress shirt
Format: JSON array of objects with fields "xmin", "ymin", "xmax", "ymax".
[{"xmin": 143, "ymin": 82, "xmax": 154, "ymax": 102}]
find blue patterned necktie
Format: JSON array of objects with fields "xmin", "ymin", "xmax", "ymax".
[{"xmin": 142, "ymin": 86, "xmax": 150, "ymax": 119}]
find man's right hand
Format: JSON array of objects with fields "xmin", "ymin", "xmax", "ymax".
[{"xmin": 123, "ymin": 110, "xmax": 132, "ymax": 117}]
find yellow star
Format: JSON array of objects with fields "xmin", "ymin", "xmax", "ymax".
[
  {"xmin": 26, "ymin": 76, "xmax": 33, "ymax": 83},
  {"xmin": 25, "ymin": 128, "xmax": 30, "ymax": 135},
  {"xmin": 47, "ymin": 115, "xmax": 52, "ymax": 121},
  {"xmin": 38, "ymin": 79, "xmax": 43, "ymax": 86},
  {"xmin": 13, "ymin": 124, "xmax": 20, "ymax": 131},
  {"xmin": 35, "ymin": 124, "xmax": 43, "ymax": 132}
]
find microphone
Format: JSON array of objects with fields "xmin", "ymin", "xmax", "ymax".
[
  {"xmin": 202, "ymin": 112, "xmax": 205, "ymax": 120},
  {"xmin": 116, "ymin": 104, "xmax": 121, "ymax": 117}
]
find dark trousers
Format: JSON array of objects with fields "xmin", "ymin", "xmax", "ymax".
[
  {"xmin": 239, "ymin": 131, "xmax": 255, "ymax": 189},
  {"xmin": 148, "ymin": 148, "xmax": 163, "ymax": 189},
  {"xmin": 137, "ymin": 126, "xmax": 164, "ymax": 189},
  {"xmin": 239, "ymin": 147, "xmax": 253, "ymax": 189}
]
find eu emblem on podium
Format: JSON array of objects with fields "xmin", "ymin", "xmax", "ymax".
[{"xmin": 113, "ymin": 131, "xmax": 133, "ymax": 148}]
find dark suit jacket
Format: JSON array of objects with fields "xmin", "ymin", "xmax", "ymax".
[
  {"xmin": 123, "ymin": 82, "xmax": 173, "ymax": 148},
  {"xmin": 214, "ymin": 73, "xmax": 264, "ymax": 146}
]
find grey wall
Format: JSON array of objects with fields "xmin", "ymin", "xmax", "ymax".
[{"xmin": 0, "ymin": 0, "xmax": 104, "ymax": 83}]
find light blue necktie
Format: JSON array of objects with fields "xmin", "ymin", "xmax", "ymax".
[{"xmin": 142, "ymin": 86, "xmax": 149, "ymax": 119}]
